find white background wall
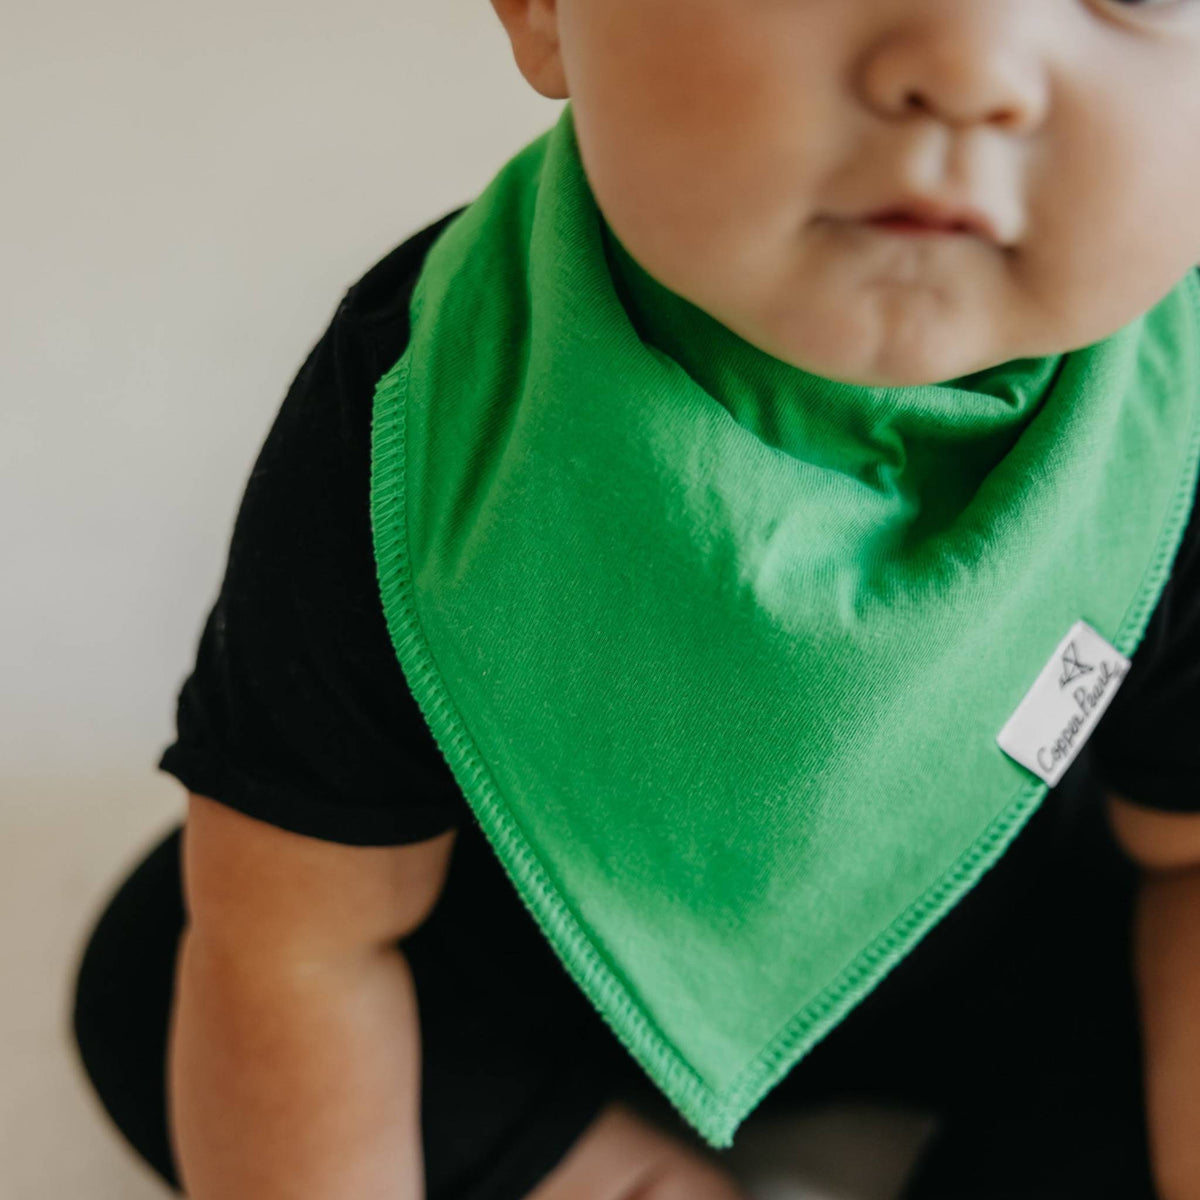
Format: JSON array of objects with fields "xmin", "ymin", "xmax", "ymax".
[
  {"xmin": 1, "ymin": 4, "xmax": 932, "ymax": 1194},
  {"xmin": 3, "ymin": 0, "xmax": 558, "ymax": 796},
  {"xmin": 2, "ymin": 4, "xmax": 560, "ymax": 1193}
]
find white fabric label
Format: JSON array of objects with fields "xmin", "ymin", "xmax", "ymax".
[{"xmin": 995, "ymin": 618, "xmax": 1132, "ymax": 788}]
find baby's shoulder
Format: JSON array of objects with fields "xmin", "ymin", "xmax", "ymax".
[
  {"xmin": 333, "ymin": 206, "xmax": 468, "ymax": 369},
  {"xmin": 154, "ymin": 208, "xmax": 477, "ymax": 848}
]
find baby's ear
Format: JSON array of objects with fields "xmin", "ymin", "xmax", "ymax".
[{"xmin": 489, "ymin": 0, "xmax": 570, "ymax": 101}]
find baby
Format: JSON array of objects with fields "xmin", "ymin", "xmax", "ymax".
[{"xmin": 72, "ymin": 2, "xmax": 1200, "ymax": 1199}]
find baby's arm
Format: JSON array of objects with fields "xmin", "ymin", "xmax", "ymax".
[
  {"xmin": 1107, "ymin": 793, "xmax": 1200, "ymax": 1200},
  {"xmin": 169, "ymin": 790, "xmax": 456, "ymax": 1200}
]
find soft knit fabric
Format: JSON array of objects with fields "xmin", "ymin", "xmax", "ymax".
[{"xmin": 368, "ymin": 100, "xmax": 1200, "ymax": 1146}]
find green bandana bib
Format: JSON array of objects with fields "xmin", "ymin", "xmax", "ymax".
[{"xmin": 370, "ymin": 101, "xmax": 1200, "ymax": 1147}]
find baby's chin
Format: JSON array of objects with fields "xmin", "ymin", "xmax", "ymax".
[{"xmin": 742, "ymin": 283, "xmax": 1022, "ymax": 388}]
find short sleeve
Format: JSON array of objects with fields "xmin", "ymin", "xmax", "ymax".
[
  {"xmin": 1091, "ymin": 474, "xmax": 1200, "ymax": 813},
  {"xmin": 157, "ymin": 210, "xmax": 472, "ymax": 845}
]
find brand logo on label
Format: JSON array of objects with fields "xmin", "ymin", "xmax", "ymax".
[
  {"xmin": 1057, "ymin": 639, "xmax": 1093, "ymax": 689},
  {"xmin": 996, "ymin": 619, "xmax": 1131, "ymax": 787}
]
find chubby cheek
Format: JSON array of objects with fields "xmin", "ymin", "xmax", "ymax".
[
  {"xmin": 564, "ymin": 0, "xmax": 759, "ymax": 168},
  {"xmin": 1016, "ymin": 87, "xmax": 1200, "ymax": 352},
  {"xmin": 566, "ymin": 0, "xmax": 834, "ymax": 267}
]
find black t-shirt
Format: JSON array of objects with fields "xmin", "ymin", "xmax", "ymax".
[{"xmin": 155, "ymin": 209, "xmax": 1200, "ymax": 1194}]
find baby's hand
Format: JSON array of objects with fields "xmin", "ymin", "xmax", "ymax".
[{"xmin": 521, "ymin": 1100, "xmax": 753, "ymax": 1200}]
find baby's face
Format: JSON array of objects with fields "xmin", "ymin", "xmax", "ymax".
[{"xmin": 493, "ymin": 0, "xmax": 1200, "ymax": 385}]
